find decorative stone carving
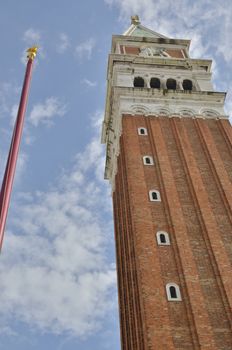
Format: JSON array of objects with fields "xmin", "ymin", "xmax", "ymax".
[{"xmin": 139, "ymin": 47, "xmax": 169, "ymax": 58}]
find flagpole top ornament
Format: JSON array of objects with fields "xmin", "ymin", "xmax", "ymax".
[
  {"xmin": 131, "ymin": 15, "xmax": 140, "ymax": 25},
  {"xmin": 27, "ymin": 46, "xmax": 38, "ymax": 60}
]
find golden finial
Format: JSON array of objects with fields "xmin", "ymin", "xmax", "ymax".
[
  {"xmin": 27, "ymin": 46, "xmax": 38, "ymax": 60},
  {"xmin": 131, "ymin": 15, "xmax": 140, "ymax": 25}
]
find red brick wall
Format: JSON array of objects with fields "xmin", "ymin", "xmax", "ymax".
[
  {"xmin": 166, "ymin": 49, "xmax": 185, "ymax": 58},
  {"xmin": 125, "ymin": 46, "xmax": 140, "ymax": 55},
  {"xmin": 112, "ymin": 115, "xmax": 232, "ymax": 349}
]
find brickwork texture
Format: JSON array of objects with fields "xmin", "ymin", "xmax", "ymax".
[{"xmin": 113, "ymin": 115, "xmax": 232, "ymax": 350}]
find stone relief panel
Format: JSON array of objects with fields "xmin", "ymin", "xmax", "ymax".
[{"xmin": 139, "ymin": 47, "xmax": 170, "ymax": 58}]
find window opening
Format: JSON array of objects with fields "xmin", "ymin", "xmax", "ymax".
[
  {"xmin": 138, "ymin": 128, "xmax": 147, "ymax": 135},
  {"xmin": 156, "ymin": 231, "xmax": 170, "ymax": 245},
  {"xmin": 183, "ymin": 79, "xmax": 193, "ymax": 91},
  {"xmin": 149, "ymin": 190, "xmax": 161, "ymax": 202},
  {"xmin": 166, "ymin": 78, "xmax": 177, "ymax": 90},
  {"xmin": 160, "ymin": 233, "xmax": 166, "ymax": 243},
  {"xmin": 152, "ymin": 192, "xmax": 157, "ymax": 200},
  {"xmin": 150, "ymin": 77, "xmax": 161, "ymax": 89},
  {"xmin": 166, "ymin": 283, "xmax": 182, "ymax": 301},
  {"xmin": 170, "ymin": 286, "xmax": 177, "ymax": 299},
  {"xmin": 134, "ymin": 77, "xmax": 145, "ymax": 88},
  {"xmin": 143, "ymin": 156, "xmax": 153, "ymax": 165}
]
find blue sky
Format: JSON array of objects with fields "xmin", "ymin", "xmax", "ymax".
[{"xmin": 0, "ymin": 1, "xmax": 231, "ymax": 349}]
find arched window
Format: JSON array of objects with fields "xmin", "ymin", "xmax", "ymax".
[
  {"xmin": 143, "ymin": 156, "xmax": 154, "ymax": 165},
  {"xmin": 134, "ymin": 77, "xmax": 145, "ymax": 88},
  {"xmin": 138, "ymin": 127, "xmax": 147, "ymax": 135},
  {"xmin": 156, "ymin": 231, "xmax": 170, "ymax": 245},
  {"xmin": 149, "ymin": 190, "xmax": 161, "ymax": 202},
  {"xmin": 183, "ymin": 79, "xmax": 193, "ymax": 91},
  {"xmin": 166, "ymin": 78, "xmax": 177, "ymax": 90},
  {"xmin": 150, "ymin": 77, "xmax": 160, "ymax": 89},
  {"xmin": 166, "ymin": 283, "xmax": 182, "ymax": 301},
  {"xmin": 170, "ymin": 286, "xmax": 177, "ymax": 298}
]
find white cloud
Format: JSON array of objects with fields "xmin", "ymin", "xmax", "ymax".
[
  {"xmin": 9, "ymin": 103, "xmax": 35, "ymax": 145},
  {"xmin": 7, "ymin": 97, "xmax": 65, "ymax": 151},
  {"xmin": 0, "ymin": 82, "xmax": 20, "ymax": 119},
  {"xmin": 81, "ymin": 78, "xmax": 97, "ymax": 88},
  {"xmin": 10, "ymin": 103, "xmax": 18, "ymax": 126},
  {"xmin": 104, "ymin": 0, "xmax": 232, "ymax": 62},
  {"xmin": 15, "ymin": 151, "xmax": 28, "ymax": 184},
  {"xmin": 0, "ymin": 325, "xmax": 17, "ymax": 337},
  {"xmin": 0, "ymin": 110, "xmax": 116, "ymax": 337},
  {"xmin": 23, "ymin": 28, "xmax": 41, "ymax": 44},
  {"xmin": 20, "ymin": 50, "xmax": 29, "ymax": 66},
  {"xmin": 57, "ymin": 33, "xmax": 70, "ymax": 54},
  {"xmin": 29, "ymin": 97, "xmax": 67, "ymax": 127},
  {"xmin": 0, "ymin": 149, "xmax": 28, "ymax": 192},
  {"xmin": 75, "ymin": 38, "xmax": 95, "ymax": 60},
  {"xmin": 91, "ymin": 109, "xmax": 104, "ymax": 129},
  {"xmin": 104, "ymin": 0, "xmax": 232, "ymax": 120},
  {"xmin": 188, "ymin": 32, "xmax": 208, "ymax": 59}
]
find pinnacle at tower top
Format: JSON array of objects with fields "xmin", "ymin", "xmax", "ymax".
[
  {"xmin": 102, "ymin": 16, "xmax": 227, "ymax": 186},
  {"xmin": 102, "ymin": 17, "xmax": 232, "ymax": 350}
]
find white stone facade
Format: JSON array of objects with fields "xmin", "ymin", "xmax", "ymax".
[{"xmin": 102, "ymin": 32, "xmax": 228, "ymax": 188}]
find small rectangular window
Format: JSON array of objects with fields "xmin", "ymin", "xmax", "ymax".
[
  {"xmin": 143, "ymin": 156, "xmax": 154, "ymax": 165},
  {"xmin": 156, "ymin": 231, "xmax": 170, "ymax": 245},
  {"xmin": 149, "ymin": 190, "xmax": 161, "ymax": 202},
  {"xmin": 138, "ymin": 127, "xmax": 147, "ymax": 135}
]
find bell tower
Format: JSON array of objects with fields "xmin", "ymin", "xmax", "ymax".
[{"xmin": 102, "ymin": 17, "xmax": 232, "ymax": 350}]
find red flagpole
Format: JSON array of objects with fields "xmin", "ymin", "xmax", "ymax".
[{"xmin": 0, "ymin": 47, "xmax": 38, "ymax": 251}]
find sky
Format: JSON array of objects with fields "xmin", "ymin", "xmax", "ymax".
[{"xmin": 0, "ymin": 1, "xmax": 231, "ymax": 349}]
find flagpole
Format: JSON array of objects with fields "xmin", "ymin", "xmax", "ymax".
[{"xmin": 0, "ymin": 47, "xmax": 38, "ymax": 250}]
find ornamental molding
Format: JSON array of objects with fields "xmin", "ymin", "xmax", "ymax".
[
  {"xmin": 102, "ymin": 86, "xmax": 228, "ymax": 189},
  {"xmin": 123, "ymin": 104, "xmax": 223, "ymax": 119},
  {"xmin": 108, "ymin": 54, "xmax": 212, "ymax": 73},
  {"xmin": 130, "ymin": 104, "xmax": 150, "ymax": 114}
]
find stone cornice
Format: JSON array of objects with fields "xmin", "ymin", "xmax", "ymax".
[
  {"xmin": 102, "ymin": 87, "xmax": 226, "ymax": 143},
  {"xmin": 112, "ymin": 35, "xmax": 191, "ymax": 51},
  {"xmin": 108, "ymin": 54, "xmax": 212, "ymax": 74}
]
